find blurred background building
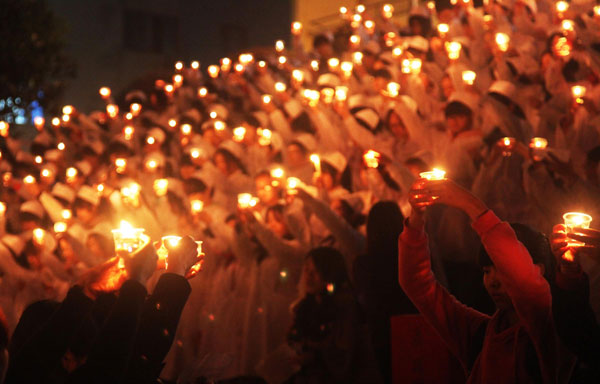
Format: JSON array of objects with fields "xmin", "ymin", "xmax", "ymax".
[{"xmin": 46, "ymin": 0, "xmax": 412, "ymax": 113}]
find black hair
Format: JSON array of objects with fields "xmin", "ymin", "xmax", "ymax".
[
  {"xmin": 73, "ymin": 198, "xmax": 94, "ymax": 212},
  {"xmin": 313, "ymin": 34, "xmax": 332, "ymax": 49},
  {"xmin": 587, "ymin": 146, "xmax": 600, "ymax": 163},
  {"xmin": 185, "ymin": 178, "xmax": 208, "ymax": 194},
  {"xmin": 444, "ymin": 101, "xmax": 472, "ymax": 117},
  {"xmin": 306, "ymin": 247, "xmax": 350, "ymax": 287},
  {"xmin": 373, "ymin": 68, "xmax": 392, "ymax": 80},
  {"xmin": 478, "ymin": 223, "xmax": 555, "ymax": 282},
  {"xmin": 290, "ymin": 112, "xmax": 317, "ymax": 134},
  {"xmin": 215, "ymin": 148, "xmax": 247, "ymax": 175}
]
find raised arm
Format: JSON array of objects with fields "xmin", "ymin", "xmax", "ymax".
[{"xmin": 398, "ymin": 194, "xmax": 489, "ymax": 371}]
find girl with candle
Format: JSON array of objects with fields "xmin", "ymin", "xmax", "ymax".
[{"xmin": 399, "ymin": 177, "xmax": 571, "ymax": 383}]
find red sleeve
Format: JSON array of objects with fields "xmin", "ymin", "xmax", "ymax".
[
  {"xmin": 471, "ymin": 210, "xmax": 552, "ymax": 333},
  {"xmin": 398, "ymin": 220, "xmax": 489, "ymax": 371}
]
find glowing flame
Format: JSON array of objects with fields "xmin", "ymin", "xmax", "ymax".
[{"xmin": 419, "ymin": 168, "xmax": 447, "ymax": 180}]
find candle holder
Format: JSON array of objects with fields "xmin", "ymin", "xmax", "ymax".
[
  {"xmin": 419, "ymin": 168, "xmax": 446, "ymax": 180},
  {"xmin": 112, "ymin": 221, "xmax": 146, "ymax": 257},
  {"xmin": 363, "ymin": 150, "xmax": 381, "ymax": 168},
  {"xmin": 529, "ymin": 138, "xmax": 548, "ymax": 161},
  {"xmin": 563, "ymin": 212, "xmax": 593, "ymax": 261},
  {"xmin": 498, "ymin": 137, "xmax": 516, "ymax": 157}
]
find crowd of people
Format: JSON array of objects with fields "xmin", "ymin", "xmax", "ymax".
[{"xmin": 1, "ymin": 0, "xmax": 600, "ymax": 382}]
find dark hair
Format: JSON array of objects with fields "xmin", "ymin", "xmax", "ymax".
[
  {"xmin": 215, "ymin": 148, "xmax": 247, "ymax": 175},
  {"xmin": 185, "ymin": 178, "xmax": 208, "ymax": 194},
  {"xmin": 367, "ymin": 201, "xmax": 404, "ymax": 257},
  {"xmin": 313, "ymin": 34, "xmax": 331, "ymax": 49},
  {"xmin": 290, "ymin": 112, "xmax": 316, "ymax": 134},
  {"xmin": 445, "ymin": 101, "xmax": 472, "ymax": 117},
  {"xmin": 307, "ymin": 247, "xmax": 349, "ymax": 287},
  {"xmin": 73, "ymin": 198, "xmax": 94, "ymax": 212},
  {"xmin": 478, "ymin": 223, "xmax": 555, "ymax": 282}
]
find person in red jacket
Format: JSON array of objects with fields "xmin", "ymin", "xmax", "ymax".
[{"xmin": 398, "ymin": 178, "xmax": 574, "ymax": 383}]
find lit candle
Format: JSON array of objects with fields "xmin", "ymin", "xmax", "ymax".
[
  {"xmin": 191, "ymin": 61, "xmax": 200, "ymax": 70},
  {"xmin": 154, "ymin": 179, "xmax": 168, "ymax": 197},
  {"xmin": 462, "ymin": 70, "xmax": 476, "ymax": 85},
  {"xmin": 363, "ymin": 150, "xmax": 381, "ymax": 168},
  {"xmin": 190, "ymin": 148, "xmax": 201, "ymax": 159},
  {"xmin": 34, "ymin": 156, "xmax": 42, "ymax": 164},
  {"xmin": 561, "ymin": 19, "xmax": 574, "ymax": 32},
  {"xmin": 310, "ymin": 154, "xmax": 321, "ymax": 174},
  {"xmin": 286, "ymin": 177, "xmax": 300, "ymax": 194},
  {"xmin": 111, "ymin": 220, "xmax": 146, "ymax": 256},
  {"xmin": 274, "ymin": 82, "xmax": 287, "ymax": 93},
  {"xmin": 121, "ymin": 183, "xmax": 141, "ymax": 206},
  {"xmin": 0, "ymin": 202, "xmax": 6, "ymax": 216},
  {"xmin": 341, "ymin": 61, "xmax": 353, "ymax": 79},
  {"xmin": 339, "ymin": 6, "xmax": 348, "ymax": 16},
  {"xmin": 146, "ymin": 160, "xmax": 158, "ymax": 171},
  {"xmin": 238, "ymin": 193, "xmax": 253, "ymax": 209},
  {"xmin": 208, "ymin": 65, "xmax": 220, "ymax": 78},
  {"xmin": 356, "ymin": 4, "xmax": 365, "ymax": 13},
  {"xmin": 498, "ymin": 137, "xmax": 516, "ymax": 156},
  {"xmin": 292, "ymin": 70, "xmax": 304, "ymax": 83},
  {"xmin": 438, "ymin": 23, "xmax": 449, "ymax": 38},
  {"xmin": 385, "ymin": 82, "xmax": 400, "ymax": 97},
  {"xmin": 445, "ymin": 41, "xmax": 462, "ymax": 60},
  {"xmin": 310, "ymin": 60, "xmax": 319, "ymax": 71},
  {"xmin": 384, "ymin": 32, "xmax": 396, "ymax": 47},
  {"xmin": 157, "ymin": 235, "xmax": 183, "ymax": 266},
  {"xmin": 392, "ymin": 47, "xmax": 402, "ymax": 57},
  {"xmin": 262, "ymin": 94, "xmax": 273, "ymax": 105},
  {"xmin": 595, "ymin": 5, "xmax": 600, "ymax": 16},
  {"xmin": 382, "ymin": 3, "xmax": 394, "ymax": 19},
  {"xmin": 562, "ymin": 212, "xmax": 593, "ymax": 260},
  {"xmin": 328, "ymin": 58, "xmax": 340, "ymax": 71},
  {"xmin": 529, "ymin": 137, "xmax": 548, "ymax": 162},
  {"xmin": 66, "ymin": 167, "xmax": 78, "ymax": 183},
  {"xmin": 258, "ymin": 128, "xmax": 272, "ymax": 146},
  {"xmin": 572, "ymin": 85, "xmax": 586, "ymax": 104},
  {"xmin": 51, "ymin": 117, "xmax": 60, "ymax": 127},
  {"xmin": 275, "ymin": 40, "xmax": 285, "ymax": 52},
  {"xmin": 291, "ymin": 21, "xmax": 302, "ymax": 34},
  {"xmin": 62, "ymin": 105, "xmax": 74, "ymax": 115},
  {"xmin": 168, "ymin": 119, "xmax": 177, "ymax": 128},
  {"xmin": 106, "ymin": 104, "xmax": 119, "ymax": 118},
  {"xmin": 181, "ymin": 124, "xmax": 192, "ymax": 136},
  {"xmin": 419, "ymin": 168, "xmax": 447, "ymax": 180},
  {"xmin": 270, "ymin": 168, "xmax": 285, "ymax": 179},
  {"xmin": 54, "ymin": 222, "xmax": 67, "ymax": 233},
  {"xmin": 130, "ymin": 103, "xmax": 142, "ymax": 115},
  {"xmin": 214, "ymin": 120, "xmax": 226, "ymax": 131},
  {"xmin": 353, "ymin": 52, "xmax": 363, "ymax": 65},
  {"xmin": 364, "ymin": 20, "xmax": 375, "ymax": 34},
  {"xmin": 554, "ymin": 36, "xmax": 572, "ymax": 57},
  {"xmin": 33, "ymin": 116, "xmax": 44, "ymax": 131},
  {"xmin": 233, "ymin": 126, "xmax": 246, "ymax": 142},
  {"xmin": 198, "ymin": 87, "xmax": 208, "ymax": 98},
  {"xmin": 115, "ymin": 158, "xmax": 127, "ymax": 174},
  {"xmin": 33, "ymin": 228, "xmax": 45, "ymax": 246},
  {"xmin": 349, "ymin": 34, "xmax": 361, "ymax": 46},
  {"xmin": 191, "ymin": 200, "xmax": 204, "ymax": 214},
  {"xmin": 174, "ymin": 61, "xmax": 184, "ymax": 71},
  {"xmin": 99, "ymin": 86, "xmax": 111, "ymax": 98},
  {"xmin": 495, "ymin": 33, "xmax": 510, "ymax": 52},
  {"xmin": 556, "ymin": 1, "xmax": 569, "ymax": 13},
  {"xmin": 0, "ymin": 121, "xmax": 9, "ymax": 137},
  {"xmin": 335, "ymin": 86, "xmax": 348, "ymax": 101},
  {"xmin": 23, "ymin": 175, "xmax": 36, "ymax": 184},
  {"xmin": 57, "ymin": 142, "xmax": 66, "ymax": 151},
  {"xmin": 62, "ymin": 209, "xmax": 72, "ymax": 220},
  {"xmin": 221, "ymin": 57, "xmax": 232, "ymax": 72}
]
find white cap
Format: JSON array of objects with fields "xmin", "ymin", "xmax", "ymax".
[
  {"xmin": 183, "ymin": 108, "xmax": 202, "ymax": 124},
  {"xmin": 20, "ymin": 200, "xmax": 45, "ymax": 219},
  {"xmin": 209, "ymin": 104, "xmax": 229, "ymax": 120},
  {"xmin": 190, "ymin": 169, "xmax": 214, "ymax": 189},
  {"xmin": 488, "ymin": 80, "xmax": 517, "ymax": 101},
  {"xmin": 405, "ymin": 36, "xmax": 429, "ymax": 53},
  {"xmin": 317, "ymin": 73, "xmax": 341, "ymax": 89},
  {"xmin": 447, "ymin": 91, "xmax": 479, "ymax": 113},
  {"xmin": 45, "ymin": 149, "xmax": 63, "ymax": 162},
  {"xmin": 148, "ymin": 127, "xmax": 166, "ymax": 144},
  {"xmin": 363, "ymin": 40, "xmax": 381, "ymax": 56},
  {"xmin": 217, "ymin": 140, "xmax": 244, "ymax": 163},
  {"xmin": 52, "ymin": 182, "xmax": 76, "ymax": 204},
  {"xmin": 77, "ymin": 185, "xmax": 100, "ymax": 206},
  {"xmin": 75, "ymin": 160, "xmax": 93, "ymax": 177},
  {"xmin": 348, "ymin": 94, "xmax": 372, "ymax": 110},
  {"xmin": 321, "ymin": 151, "xmax": 347, "ymax": 173},
  {"xmin": 291, "ymin": 134, "xmax": 317, "ymax": 153},
  {"xmin": 284, "ymin": 99, "xmax": 304, "ymax": 120},
  {"xmin": 2, "ymin": 234, "xmax": 25, "ymax": 256},
  {"xmin": 354, "ymin": 108, "xmax": 380, "ymax": 131}
]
